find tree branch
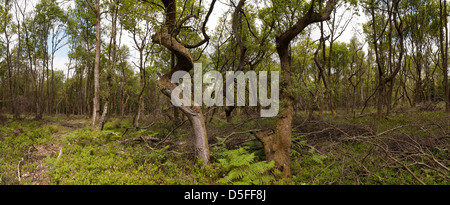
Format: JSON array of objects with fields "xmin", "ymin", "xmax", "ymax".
[
  {"xmin": 182, "ymin": 0, "xmax": 217, "ymax": 48},
  {"xmin": 277, "ymin": 0, "xmax": 336, "ymax": 48}
]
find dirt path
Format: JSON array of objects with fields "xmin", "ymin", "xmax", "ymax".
[{"xmin": 19, "ymin": 120, "xmax": 88, "ymax": 184}]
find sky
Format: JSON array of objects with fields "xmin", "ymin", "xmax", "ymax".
[{"xmin": 43, "ymin": 0, "xmax": 368, "ymax": 75}]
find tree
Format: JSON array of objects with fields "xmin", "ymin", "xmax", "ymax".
[
  {"xmin": 321, "ymin": 1, "xmax": 355, "ymax": 116},
  {"xmin": 85, "ymin": 0, "xmax": 102, "ymax": 128},
  {"xmin": 440, "ymin": 0, "xmax": 449, "ymax": 112},
  {"xmin": 255, "ymin": 0, "xmax": 336, "ymax": 178},
  {"xmin": 119, "ymin": 0, "xmax": 155, "ymax": 127},
  {"xmin": 99, "ymin": 0, "xmax": 120, "ymax": 130},
  {"xmin": 145, "ymin": 0, "xmax": 218, "ymax": 165},
  {"xmin": 365, "ymin": 0, "xmax": 405, "ymax": 119},
  {"xmin": 0, "ymin": 0, "xmax": 16, "ymax": 118}
]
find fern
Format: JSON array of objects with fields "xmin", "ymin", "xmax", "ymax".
[
  {"xmin": 217, "ymin": 147, "xmax": 275, "ymax": 185},
  {"xmin": 308, "ymin": 147, "xmax": 326, "ymax": 164}
]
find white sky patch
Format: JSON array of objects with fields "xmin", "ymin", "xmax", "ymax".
[{"xmin": 53, "ymin": 55, "xmax": 70, "ymax": 73}]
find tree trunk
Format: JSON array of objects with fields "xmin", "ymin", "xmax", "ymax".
[
  {"xmin": 91, "ymin": 0, "xmax": 101, "ymax": 128},
  {"xmin": 441, "ymin": 0, "xmax": 449, "ymax": 112},
  {"xmin": 100, "ymin": 0, "xmax": 120, "ymax": 130},
  {"xmin": 225, "ymin": 106, "xmax": 235, "ymax": 123},
  {"xmin": 83, "ymin": 0, "xmax": 100, "ymax": 123},
  {"xmin": 158, "ymin": 74, "xmax": 210, "ymax": 164},
  {"xmin": 254, "ymin": 0, "xmax": 336, "ymax": 179},
  {"xmin": 271, "ymin": 44, "xmax": 293, "ymax": 178},
  {"xmin": 152, "ymin": 25, "xmax": 210, "ymax": 165},
  {"xmin": 4, "ymin": 23, "xmax": 16, "ymax": 118}
]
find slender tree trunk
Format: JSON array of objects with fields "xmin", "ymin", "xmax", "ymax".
[
  {"xmin": 255, "ymin": 0, "xmax": 336, "ymax": 179},
  {"xmin": 84, "ymin": 17, "xmax": 92, "ymax": 116},
  {"xmin": 442, "ymin": 0, "xmax": 449, "ymax": 112},
  {"xmin": 326, "ymin": 29, "xmax": 337, "ymax": 115},
  {"xmin": 100, "ymin": 0, "xmax": 120, "ymax": 130},
  {"xmin": 132, "ymin": 24, "xmax": 150, "ymax": 127},
  {"xmin": 4, "ymin": 26, "xmax": 16, "ymax": 118},
  {"xmin": 89, "ymin": 0, "xmax": 101, "ymax": 128}
]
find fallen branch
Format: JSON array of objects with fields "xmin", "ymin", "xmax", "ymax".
[
  {"xmin": 291, "ymin": 140, "xmax": 326, "ymax": 156},
  {"xmin": 155, "ymin": 120, "xmax": 187, "ymax": 148},
  {"xmin": 294, "ymin": 127, "xmax": 335, "ymax": 137},
  {"xmin": 291, "ymin": 117, "xmax": 311, "ymax": 130},
  {"xmin": 364, "ymin": 138, "xmax": 426, "ymax": 185},
  {"xmin": 57, "ymin": 147, "xmax": 63, "ymax": 160},
  {"xmin": 341, "ymin": 125, "xmax": 410, "ymax": 141},
  {"xmin": 17, "ymin": 157, "xmax": 24, "ymax": 182},
  {"xmin": 121, "ymin": 122, "xmax": 156, "ymax": 137},
  {"xmin": 211, "ymin": 129, "xmax": 262, "ymax": 147},
  {"xmin": 119, "ymin": 135, "xmax": 160, "ymax": 145},
  {"xmin": 401, "ymin": 131, "xmax": 450, "ymax": 173},
  {"xmin": 230, "ymin": 116, "xmax": 261, "ymax": 130}
]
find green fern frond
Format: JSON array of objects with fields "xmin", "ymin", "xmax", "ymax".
[{"xmin": 217, "ymin": 147, "xmax": 276, "ymax": 185}]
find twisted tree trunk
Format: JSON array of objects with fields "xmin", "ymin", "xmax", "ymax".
[
  {"xmin": 152, "ymin": 26, "xmax": 210, "ymax": 164},
  {"xmin": 254, "ymin": 0, "xmax": 336, "ymax": 179}
]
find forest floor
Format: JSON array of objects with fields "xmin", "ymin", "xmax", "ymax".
[{"xmin": 0, "ymin": 105, "xmax": 449, "ymax": 185}]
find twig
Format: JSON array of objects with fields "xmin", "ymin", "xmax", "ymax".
[
  {"xmin": 121, "ymin": 122, "xmax": 156, "ymax": 137},
  {"xmin": 399, "ymin": 130, "xmax": 450, "ymax": 173},
  {"xmin": 105, "ymin": 132, "xmax": 120, "ymax": 137},
  {"xmin": 292, "ymin": 117, "xmax": 310, "ymax": 130},
  {"xmin": 155, "ymin": 120, "xmax": 187, "ymax": 147},
  {"xmin": 294, "ymin": 127, "xmax": 334, "ymax": 137},
  {"xmin": 305, "ymin": 144, "xmax": 326, "ymax": 156},
  {"xmin": 119, "ymin": 135, "xmax": 159, "ymax": 144},
  {"xmin": 57, "ymin": 147, "xmax": 63, "ymax": 160},
  {"xmin": 375, "ymin": 125, "xmax": 410, "ymax": 137},
  {"xmin": 167, "ymin": 150, "xmax": 186, "ymax": 155},
  {"xmin": 312, "ymin": 161, "xmax": 336, "ymax": 184},
  {"xmin": 230, "ymin": 116, "xmax": 261, "ymax": 130},
  {"xmin": 17, "ymin": 157, "xmax": 24, "ymax": 182},
  {"xmin": 291, "ymin": 139, "xmax": 326, "ymax": 156},
  {"xmin": 342, "ymin": 125, "xmax": 410, "ymax": 141},
  {"xmin": 139, "ymin": 136, "xmax": 155, "ymax": 150},
  {"xmin": 211, "ymin": 129, "xmax": 262, "ymax": 147},
  {"xmin": 368, "ymin": 139, "xmax": 426, "ymax": 185}
]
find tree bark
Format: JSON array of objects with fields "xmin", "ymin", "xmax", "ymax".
[
  {"xmin": 151, "ymin": 0, "xmax": 213, "ymax": 164},
  {"xmin": 370, "ymin": 0, "xmax": 403, "ymax": 119},
  {"xmin": 100, "ymin": 0, "xmax": 120, "ymax": 130},
  {"xmin": 440, "ymin": 0, "xmax": 449, "ymax": 112},
  {"xmin": 157, "ymin": 73, "xmax": 210, "ymax": 164},
  {"xmin": 87, "ymin": 0, "xmax": 101, "ymax": 128},
  {"xmin": 254, "ymin": 0, "xmax": 336, "ymax": 179},
  {"xmin": 3, "ymin": 17, "xmax": 16, "ymax": 118}
]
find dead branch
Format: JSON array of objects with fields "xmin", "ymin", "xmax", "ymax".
[
  {"xmin": 211, "ymin": 129, "xmax": 262, "ymax": 147},
  {"xmin": 230, "ymin": 116, "xmax": 262, "ymax": 130},
  {"xmin": 17, "ymin": 157, "xmax": 24, "ymax": 183},
  {"xmin": 291, "ymin": 117, "xmax": 310, "ymax": 130},
  {"xmin": 154, "ymin": 120, "xmax": 187, "ymax": 147},
  {"xmin": 373, "ymin": 140, "xmax": 426, "ymax": 185},
  {"xmin": 341, "ymin": 125, "xmax": 410, "ymax": 141},
  {"xmin": 294, "ymin": 127, "xmax": 335, "ymax": 137},
  {"xmin": 121, "ymin": 122, "xmax": 156, "ymax": 137},
  {"xmin": 119, "ymin": 135, "xmax": 160, "ymax": 145},
  {"xmin": 57, "ymin": 147, "xmax": 63, "ymax": 160}
]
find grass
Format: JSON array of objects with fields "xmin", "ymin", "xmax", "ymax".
[{"xmin": 0, "ymin": 110, "xmax": 448, "ymax": 185}]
